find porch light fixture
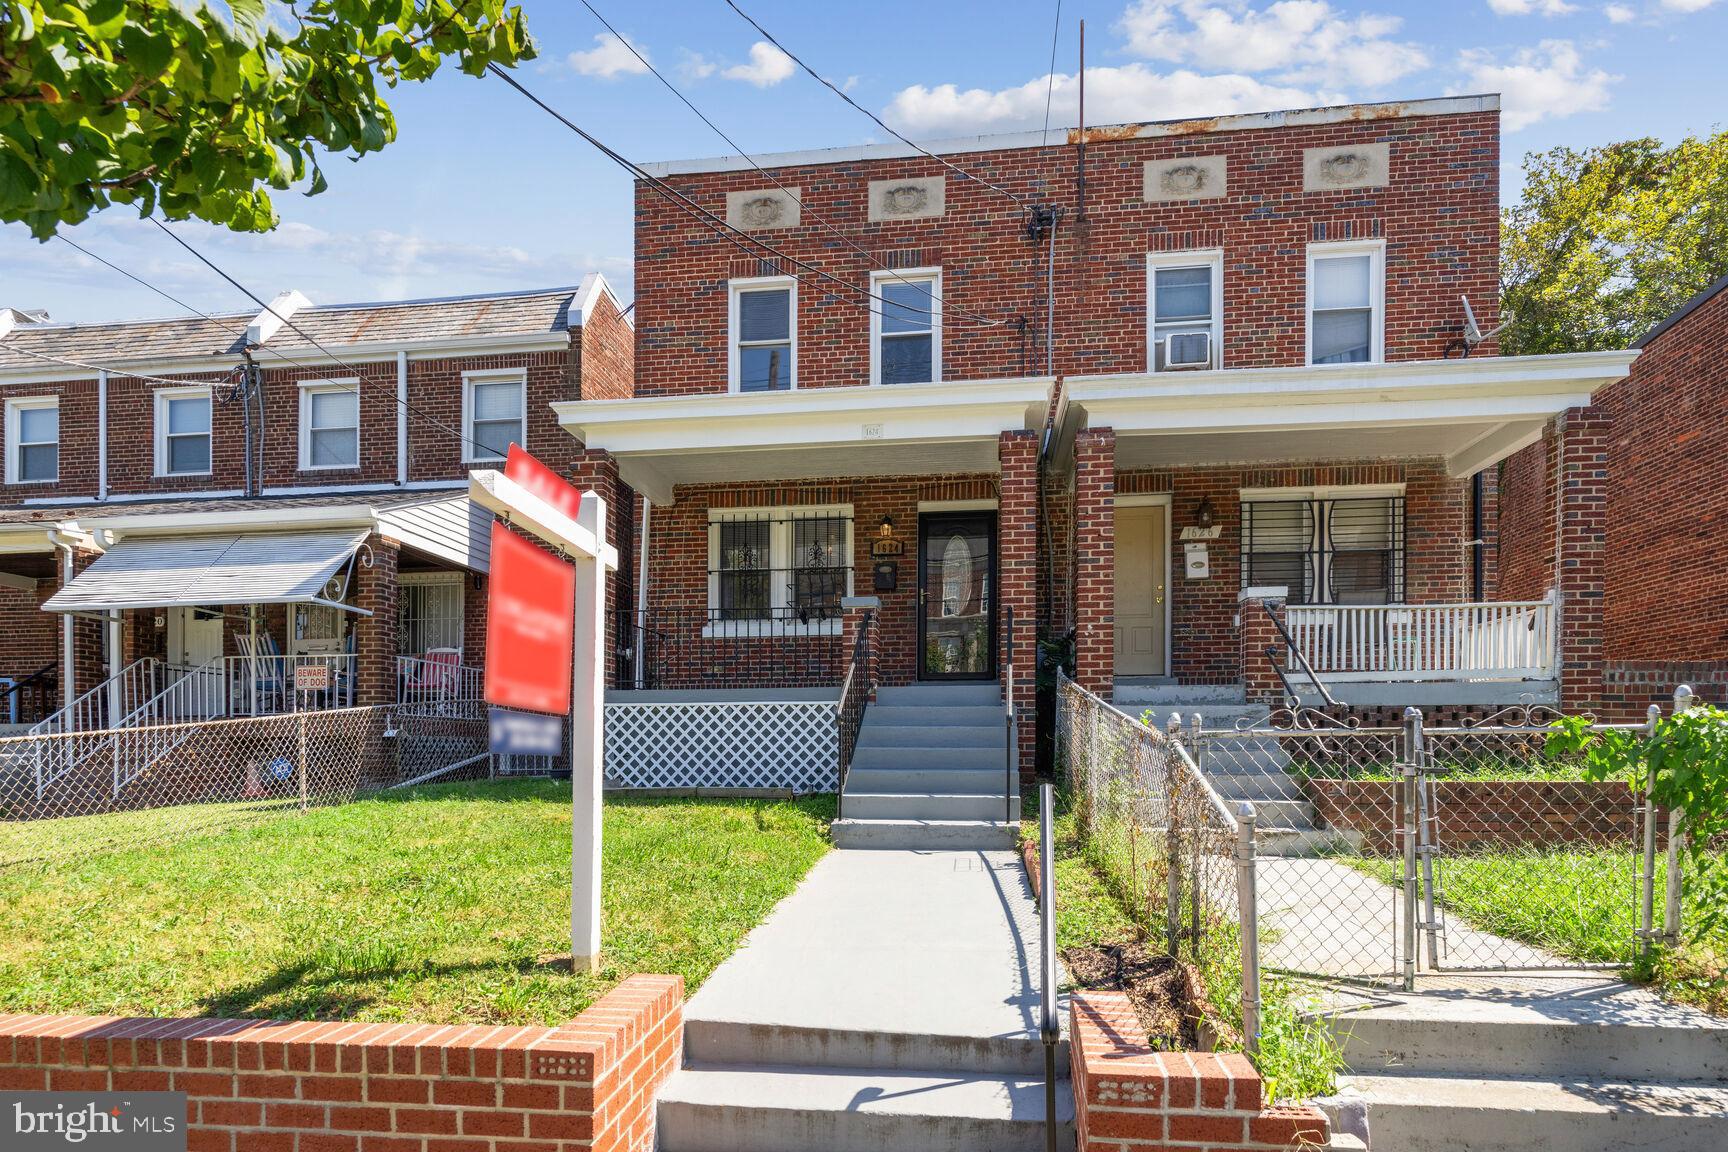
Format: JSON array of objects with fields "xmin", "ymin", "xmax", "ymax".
[
  {"xmin": 1194, "ymin": 496, "xmax": 1215, "ymax": 530},
  {"xmin": 878, "ymin": 515, "xmax": 894, "ymax": 539}
]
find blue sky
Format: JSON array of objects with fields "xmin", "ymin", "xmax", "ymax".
[{"xmin": 6, "ymin": 0, "xmax": 1725, "ymax": 324}]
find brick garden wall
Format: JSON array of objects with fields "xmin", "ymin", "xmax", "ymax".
[
  {"xmin": 1070, "ymin": 991, "xmax": 1328, "ymax": 1152},
  {"xmin": 634, "ymin": 108, "xmax": 1500, "ymax": 397},
  {"xmin": 0, "ymin": 974, "xmax": 682, "ymax": 1152}
]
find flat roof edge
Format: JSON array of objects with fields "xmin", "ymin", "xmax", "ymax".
[{"xmin": 642, "ymin": 94, "xmax": 1500, "ymax": 177}]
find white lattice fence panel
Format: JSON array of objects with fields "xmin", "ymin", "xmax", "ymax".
[{"xmin": 604, "ymin": 701, "xmax": 838, "ymax": 791}]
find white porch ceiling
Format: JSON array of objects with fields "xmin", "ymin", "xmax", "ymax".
[
  {"xmin": 615, "ymin": 438, "xmax": 1005, "ymax": 500},
  {"xmin": 1112, "ymin": 420, "xmax": 1549, "ymax": 475}
]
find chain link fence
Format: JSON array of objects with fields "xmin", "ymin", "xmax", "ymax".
[{"xmin": 0, "ymin": 706, "xmax": 490, "ymax": 871}]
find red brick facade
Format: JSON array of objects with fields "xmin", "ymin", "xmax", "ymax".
[
  {"xmin": 0, "ymin": 974, "xmax": 682, "ymax": 1152},
  {"xmin": 1498, "ymin": 284, "xmax": 1728, "ymax": 719}
]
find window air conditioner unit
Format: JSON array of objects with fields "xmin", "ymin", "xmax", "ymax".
[{"xmin": 1164, "ymin": 331, "xmax": 1212, "ymax": 369}]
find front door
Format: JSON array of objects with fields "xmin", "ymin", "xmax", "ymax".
[
  {"xmin": 1115, "ymin": 503, "xmax": 1169, "ymax": 677},
  {"xmin": 166, "ymin": 605, "xmax": 226, "ymax": 718},
  {"xmin": 918, "ymin": 512, "xmax": 995, "ymax": 680}
]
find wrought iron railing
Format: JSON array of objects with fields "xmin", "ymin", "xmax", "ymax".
[
  {"xmin": 610, "ymin": 606, "xmax": 847, "ymax": 691},
  {"xmin": 1261, "ymin": 600, "xmax": 1340, "ymax": 710},
  {"xmin": 834, "ymin": 609, "xmax": 874, "ymax": 819},
  {"xmin": 1, "ymin": 662, "xmax": 56, "ymax": 726},
  {"xmin": 1004, "ymin": 605, "xmax": 1018, "ymax": 823}
]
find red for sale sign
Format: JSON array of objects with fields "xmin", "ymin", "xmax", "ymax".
[{"xmin": 484, "ymin": 520, "xmax": 575, "ymax": 714}]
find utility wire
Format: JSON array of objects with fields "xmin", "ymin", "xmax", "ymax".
[
  {"xmin": 1040, "ymin": 0, "xmax": 1065, "ymax": 147},
  {"xmin": 484, "ymin": 62, "xmax": 1000, "ymax": 328},
  {"xmin": 575, "ymin": 0, "xmax": 1005, "ymax": 328},
  {"xmin": 720, "ymin": 0, "xmax": 1030, "ymax": 209},
  {"xmin": 1, "ymin": 340, "xmax": 243, "ymax": 390}
]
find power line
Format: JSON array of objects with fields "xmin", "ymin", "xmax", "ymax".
[
  {"xmin": 719, "ymin": 0, "xmax": 1030, "ymax": 208},
  {"xmin": 1040, "ymin": 0, "xmax": 1065, "ymax": 148},
  {"xmin": 0, "ymin": 340, "xmax": 243, "ymax": 390},
  {"xmin": 483, "ymin": 62, "xmax": 1003, "ymax": 329},
  {"xmin": 575, "ymin": 0, "xmax": 1005, "ymax": 328}
]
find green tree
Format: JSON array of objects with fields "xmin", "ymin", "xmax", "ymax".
[
  {"xmin": 0, "ymin": 1, "xmax": 536, "ymax": 239},
  {"xmin": 1501, "ymin": 131, "xmax": 1728, "ymax": 355}
]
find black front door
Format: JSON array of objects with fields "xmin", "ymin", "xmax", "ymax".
[{"xmin": 917, "ymin": 512, "xmax": 996, "ymax": 681}]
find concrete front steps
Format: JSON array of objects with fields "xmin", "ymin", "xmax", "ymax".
[
  {"xmin": 1328, "ymin": 976, "xmax": 1728, "ymax": 1150},
  {"xmin": 832, "ymin": 682, "xmax": 1017, "ymax": 850}
]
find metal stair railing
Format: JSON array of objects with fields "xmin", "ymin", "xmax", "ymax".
[
  {"xmin": 28, "ymin": 658, "xmax": 166, "ymax": 797},
  {"xmin": 1261, "ymin": 600, "xmax": 1342, "ymax": 710},
  {"xmin": 834, "ymin": 609, "xmax": 873, "ymax": 820},
  {"xmin": 109, "ymin": 661, "xmax": 226, "ymax": 795}
]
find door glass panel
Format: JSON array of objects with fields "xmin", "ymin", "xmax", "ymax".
[{"xmin": 921, "ymin": 515, "xmax": 992, "ymax": 678}]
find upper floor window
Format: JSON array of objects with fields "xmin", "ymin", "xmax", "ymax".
[
  {"xmin": 463, "ymin": 371, "xmax": 525, "ymax": 462},
  {"xmin": 1307, "ymin": 240, "xmax": 1384, "ymax": 365},
  {"xmin": 1147, "ymin": 250, "xmax": 1223, "ymax": 371},
  {"xmin": 154, "ymin": 387, "xmax": 212, "ymax": 477},
  {"xmin": 299, "ymin": 381, "xmax": 360, "ymax": 470},
  {"xmin": 1241, "ymin": 488, "xmax": 1405, "ymax": 605},
  {"xmin": 5, "ymin": 396, "xmax": 58, "ymax": 484},
  {"xmin": 729, "ymin": 278, "xmax": 795, "ymax": 392},
  {"xmin": 871, "ymin": 269, "xmax": 940, "ymax": 385},
  {"xmin": 707, "ymin": 506, "xmax": 852, "ymax": 633}
]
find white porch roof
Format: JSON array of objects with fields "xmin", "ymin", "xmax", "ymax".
[
  {"xmin": 555, "ymin": 378, "xmax": 1054, "ymax": 504},
  {"xmin": 1059, "ymin": 351, "xmax": 1638, "ymax": 477},
  {"xmin": 42, "ymin": 528, "xmax": 371, "ymax": 613}
]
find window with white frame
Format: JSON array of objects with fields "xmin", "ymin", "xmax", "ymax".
[
  {"xmin": 298, "ymin": 381, "xmax": 360, "ymax": 470},
  {"xmin": 1241, "ymin": 490, "xmax": 1404, "ymax": 605},
  {"xmin": 729, "ymin": 278, "xmax": 795, "ymax": 392},
  {"xmin": 155, "ymin": 387, "xmax": 212, "ymax": 476},
  {"xmin": 1147, "ymin": 250, "xmax": 1223, "ymax": 371},
  {"xmin": 399, "ymin": 572, "xmax": 465, "ymax": 654},
  {"xmin": 708, "ymin": 506, "xmax": 852, "ymax": 631},
  {"xmin": 872, "ymin": 269, "xmax": 940, "ymax": 385},
  {"xmin": 1307, "ymin": 241, "xmax": 1384, "ymax": 365},
  {"xmin": 5, "ymin": 396, "xmax": 58, "ymax": 484},
  {"xmin": 463, "ymin": 371, "xmax": 525, "ymax": 462}
]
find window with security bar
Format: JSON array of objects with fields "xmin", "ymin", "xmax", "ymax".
[
  {"xmin": 400, "ymin": 575, "xmax": 465, "ymax": 654},
  {"xmin": 708, "ymin": 507, "xmax": 853, "ymax": 630},
  {"xmin": 1242, "ymin": 496, "xmax": 1404, "ymax": 604}
]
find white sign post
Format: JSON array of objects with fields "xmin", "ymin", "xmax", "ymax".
[{"xmin": 469, "ymin": 469, "xmax": 617, "ymax": 973}]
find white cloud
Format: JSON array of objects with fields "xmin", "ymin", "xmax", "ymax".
[
  {"xmin": 1660, "ymin": 0, "xmax": 1720, "ymax": 11},
  {"xmin": 1117, "ymin": 0, "xmax": 1429, "ymax": 88},
  {"xmin": 722, "ymin": 42, "xmax": 795, "ymax": 87},
  {"xmin": 1603, "ymin": 2, "xmax": 1636, "ymax": 19},
  {"xmin": 679, "ymin": 50, "xmax": 718, "ymax": 80},
  {"xmin": 884, "ymin": 63, "xmax": 1333, "ymax": 138},
  {"xmin": 566, "ymin": 32, "xmax": 650, "ymax": 80},
  {"xmin": 1486, "ymin": 0, "xmax": 1578, "ymax": 14},
  {"xmin": 1453, "ymin": 39, "xmax": 1617, "ymax": 130}
]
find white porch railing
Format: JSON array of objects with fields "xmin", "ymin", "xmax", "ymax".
[
  {"xmin": 396, "ymin": 654, "xmax": 483, "ymax": 715},
  {"xmin": 1284, "ymin": 599, "xmax": 1556, "ymax": 682}
]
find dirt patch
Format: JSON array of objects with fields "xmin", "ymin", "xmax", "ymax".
[{"xmin": 1064, "ymin": 941, "xmax": 1205, "ymax": 1050}]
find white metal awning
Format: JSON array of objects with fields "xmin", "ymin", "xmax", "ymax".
[{"xmin": 42, "ymin": 529, "xmax": 373, "ymax": 614}]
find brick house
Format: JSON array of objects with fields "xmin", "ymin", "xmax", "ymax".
[
  {"xmin": 558, "ymin": 93, "xmax": 1633, "ymax": 818},
  {"xmin": 0, "ymin": 277, "xmax": 632, "ymax": 731},
  {"xmin": 1494, "ymin": 273, "xmax": 1728, "ymax": 721}
]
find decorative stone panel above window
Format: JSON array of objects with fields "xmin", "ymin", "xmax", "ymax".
[
  {"xmin": 867, "ymin": 176, "xmax": 945, "ymax": 222},
  {"xmin": 1142, "ymin": 156, "xmax": 1227, "ymax": 202},
  {"xmin": 1302, "ymin": 142, "xmax": 1390, "ymax": 192},
  {"xmin": 726, "ymin": 187, "xmax": 801, "ymax": 231}
]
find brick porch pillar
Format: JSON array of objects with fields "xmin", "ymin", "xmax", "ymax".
[
  {"xmin": 1555, "ymin": 406, "xmax": 1609, "ymax": 715},
  {"xmin": 1239, "ymin": 588, "xmax": 1289, "ymax": 706},
  {"xmin": 1073, "ymin": 427, "xmax": 1116, "ymax": 700},
  {"xmin": 569, "ymin": 447, "xmax": 628, "ymax": 647},
  {"xmin": 999, "ymin": 430, "xmax": 1040, "ymax": 777},
  {"xmin": 353, "ymin": 533, "xmax": 399, "ymax": 708}
]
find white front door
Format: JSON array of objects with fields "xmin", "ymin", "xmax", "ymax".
[{"xmin": 166, "ymin": 606, "xmax": 226, "ymax": 718}]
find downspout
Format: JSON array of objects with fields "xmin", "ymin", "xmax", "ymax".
[
  {"xmin": 396, "ymin": 351, "xmax": 409, "ymax": 485},
  {"xmin": 48, "ymin": 529, "xmax": 76, "ymax": 714},
  {"xmin": 96, "ymin": 370, "xmax": 108, "ymax": 501},
  {"xmin": 634, "ymin": 494, "xmax": 651, "ymax": 689}
]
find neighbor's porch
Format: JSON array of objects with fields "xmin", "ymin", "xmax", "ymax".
[{"xmin": 1056, "ymin": 352, "xmax": 1634, "ymax": 712}]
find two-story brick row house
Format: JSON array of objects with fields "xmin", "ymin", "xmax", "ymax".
[
  {"xmin": 0, "ymin": 276, "xmax": 632, "ymax": 734},
  {"xmin": 558, "ymin": 94, "xmax": 1634, "ymax": 842}
]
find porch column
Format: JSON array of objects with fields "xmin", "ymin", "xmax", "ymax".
[
  {"xmin": 353, "ymin": 533, "xmax": 400, "ymax": 708},
  {"xmin": 1073, "ymin": 427, "xmax": 1115, "ymax": 700},
  {"xmin": 570, "ymin": 448, "xmax": 629, "ymax": 653},
  {"xmin": 1555, "ymin": 406, "xmax": 1609, "ymax": 714},
  {"xmin": 999, "ymin": 430, "xmax": 1040, "ymax": 777},
  {"xmin": 1239, "ymin": 588, "xmax": 1289, "ymax": 706}
]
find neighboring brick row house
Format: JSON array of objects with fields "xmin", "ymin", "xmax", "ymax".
[
  {"xmin": 559, "ymin": 92, "xmax": 1635, "ymax": 784},
  {"xmin": 0, "ymin": 277, "xmax": 632, "ymax": 728},
  {"xmin": 1495, "ymin": 273, "xmax": 1728, "ymax": 721}
]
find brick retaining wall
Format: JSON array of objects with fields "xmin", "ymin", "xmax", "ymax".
[
  {"xmin": 1071, "ymin": 991, "xmax": 1328, "ymax": 1151},
  {"xmin": 1307, "ymin": 778, "xmax": 1637, "ymax": 853},
  {"xmin": 0, "ymin": 974, "xmax": 682, "ymax": 1152}
]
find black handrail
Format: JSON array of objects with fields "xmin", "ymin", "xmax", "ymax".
[
  {"xmin": 1260, "ymin": 601, "xmax": 1341, "ymax": 709},
  {"xmin": 834, "ymin": 609, "xmax": 873, "ymax": 821},
  {"xmin": 1004, "ymin": 605, "xmax": 1017, "ymax": 824},
  {"xmin": 2, "ymin": 661, "xmax": 57, "ymax": 724},
  {"xmin": 1037, "ymin": 776, "xmax": 1059, "ymax": 1152}
]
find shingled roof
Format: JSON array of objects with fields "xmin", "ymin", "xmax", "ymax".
[{"xmin": 0, "ymin": 280, "xmax": 611, "ymax": 374}]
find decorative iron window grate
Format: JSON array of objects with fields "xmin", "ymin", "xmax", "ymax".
[
  {"xmin": 1242, "ymin": 496, "xmax": 1404, "ymax": 605},
  {"xmin": 709, "ymin": 508, "xmax": 853, "ymax": 627}
]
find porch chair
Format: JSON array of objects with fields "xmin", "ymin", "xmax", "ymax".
[
  {"xmin": 413, "ymin": 647, "xmax": 462, "ymax": 712},
  {"xmin": 233, "ymin": 632, "xmax": 287, "ymax": 714}
]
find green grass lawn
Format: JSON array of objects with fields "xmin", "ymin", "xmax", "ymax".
[{"xmin": 0, "ymin": 779, "xmax": 832, "ymax": 1025}]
